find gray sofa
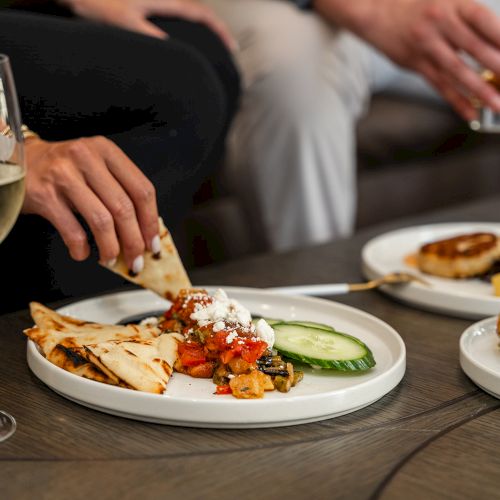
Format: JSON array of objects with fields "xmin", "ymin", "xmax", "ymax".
[{"xmin": 178, "ymin": 92, "xmax": 500, "ymax": 267}]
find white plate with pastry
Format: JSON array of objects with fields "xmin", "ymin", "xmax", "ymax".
[
  {"xmin": 460, "ymin": 316, "xmax": 500, "ymax": 399},
  {"xmin": 26, "ymin": 287, "xmax": 406, "ymax": 429},
  {"xmin": 362, "ymin": 222, "xmax": 500, "ymax": 319}
]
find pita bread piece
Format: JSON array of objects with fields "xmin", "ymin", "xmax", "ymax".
[
  {"xmin": 25, "ymin": 303, "xmax": 160, "ymax": 384},
  {"xmin": 49, "ymin": 343, "xmax": 115, "ymax": 384},
  {"xmin": 103, "ymin": 218, "xmax": 191, "ymax": 300},
  {"xmin": 30, "ymin": 302, "xmax": 159, "ymax": 340},
  {"xmin": 82, "ymin": 333, "xmax": 183, "ymax": 394},
  {"xmin": 25, "ymin": 322, "xmax": 159, "ymax": 359}
]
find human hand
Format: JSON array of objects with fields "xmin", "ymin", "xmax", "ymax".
[
  {"xmin": 61, "ymin": 0, "xmax": 236, "ymax": 51},
  {"xmin": 22, "ymin": 136, "xmax": 160, "ymax": 275},
  {"xmin": 315, "ymin": 0, "xmax": 500, "ymax": 121}
]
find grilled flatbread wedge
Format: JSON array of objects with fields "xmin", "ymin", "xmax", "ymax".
[
  {"xmin": 417, "ymin": 232, "xmax": 500, "ymax": 278},
  {"xmin": 26, "ymin": 302, "xmax": 159, "ymax": 357},
  {"xmin": 25, "ymin": 302, "xmax": 160, "ymax": 384},
  {"xmin": 29, "ymin": 302, "xmax": 157, "ymax": 338},
  {"xmin": 48, "ymin": 343, "xmax": 116, "ymax": 384},
  {"xmin": 103, "ymin": 218, "xmax": 191, "ymax": 300},
  {"xmin": 80, "ymin": 333, "xmax": 183, "ymax": 393}
]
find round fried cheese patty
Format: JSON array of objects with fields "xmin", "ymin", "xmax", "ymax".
[{"xmin": 417, "ymin": 232, "xmax": 500, "ymax": 278}]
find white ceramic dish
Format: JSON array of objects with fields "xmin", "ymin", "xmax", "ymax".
[
  {"xmin": 27, "ymin": 288, "xmax": 406, "ymax": 428},
  {"xmin": 362, "ymin": 222, "xmax": 500, "ymax": 319},
  {"xmin": 460, "ymin": 316, "xmax": 500, "ymax": 398}
]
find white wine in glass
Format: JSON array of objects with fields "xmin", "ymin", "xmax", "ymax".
[{"xmin": 0, "ymin": 54, "xmax": 26, "ymax": 443}]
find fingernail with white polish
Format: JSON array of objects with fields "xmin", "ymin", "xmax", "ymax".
[
  {"xmin": 129, "ymin": 255, "xmax": 144, "ymax": 277},
  {"xmin": 151, "ymin": 235, "xmax": 161, "ymax": 258},
  {"xmin": 106, "ymin": 258, "xmax": 117, "ymax": 268}
]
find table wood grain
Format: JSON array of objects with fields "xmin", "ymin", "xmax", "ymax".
[{"xmin": 3, "ymin": 196, "xmax": 500, "ymax": 499}]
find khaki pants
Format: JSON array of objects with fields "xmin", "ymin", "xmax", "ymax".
[{"xmin": 202, "ymin": 0, "xmax": 440, "ymax": 251}]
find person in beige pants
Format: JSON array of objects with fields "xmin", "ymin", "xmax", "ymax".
[{"xmin": 203, "ymin": 0, "xmax": 500, "ymax": 252}]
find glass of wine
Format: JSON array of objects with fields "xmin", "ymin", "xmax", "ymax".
[{"xmin": 0, "ymin": 54, "xmax": 26, "ymax": 442}]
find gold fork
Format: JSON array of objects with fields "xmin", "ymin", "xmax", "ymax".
[{"xmin": 268, "ymin": 272, "xmax": 429, "ymax": 296}]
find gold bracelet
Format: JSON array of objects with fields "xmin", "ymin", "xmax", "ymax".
[
  {"xmin": 20, "ymin": 125, "xmax": 40, "ymax": 140},
  {"xmin": 1, "ymin": 124, "xmax": 40, "ymax": 141}
]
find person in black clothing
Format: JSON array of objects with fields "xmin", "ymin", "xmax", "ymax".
[{"xmin": 0, "ymin": 1, "xmax": 240, "ymax": 312}]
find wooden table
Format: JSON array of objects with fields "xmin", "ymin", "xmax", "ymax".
[{"xmin": 2, "ymin": 197, "xmax": 500, "ymax": 500}]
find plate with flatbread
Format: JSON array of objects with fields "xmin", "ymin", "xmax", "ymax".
[{"xmin": 26, "ymin": 288, "xmax": 406, "ymax": 428}]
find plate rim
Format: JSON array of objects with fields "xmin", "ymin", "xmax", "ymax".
[
  {"xmin": 459, "ymin": 316, "xmax": 500, "ymax": 379},
  {"xmin": 362, "ymin": 222, "xmax": 500, "ymax": 319},
  {"xmin": 26, "ymin": 287, "xmax": 406, "ymax": 427}
]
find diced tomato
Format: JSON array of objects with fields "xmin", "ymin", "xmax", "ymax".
[
  {"xmin": 241, "ymin": 340, "xmax": 267, "ymax": 363},
  {"xmin": 164, "ymin": 289, "xmax": 212, "ymax": 326},
  {"xmin": 215, "ymin": 385, "xmax": 232, "ymax": 395},
  {"xmin": 178, "ymin": 342, "xmax": 206, "ymax": 367},
  {"xmin": 211, "ymin": 331, "xmax": 232, "ymax": 350},
  {"xmin": 188, "ymin": 362, "xmax": 216, "ymax": 378},
  {"xmin": 159, "ymin": 318, "xmax": 182, "ymax": 332},
  {"xmin": 220, "ymin": 350, "xmax": 235, "ymax": 364}
]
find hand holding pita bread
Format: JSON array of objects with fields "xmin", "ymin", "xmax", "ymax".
[{"xmin": 22, "ymin": 136, "xmax": 160, "ymax": 275}]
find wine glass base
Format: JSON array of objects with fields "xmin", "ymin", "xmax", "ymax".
[{"xmin": 0, "ymin": 410, "xmax": 16, "ymax": 442}]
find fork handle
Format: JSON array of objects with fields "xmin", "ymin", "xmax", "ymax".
[{"xmin": 267, "ymin": 283, "xmax": 350, "ymax": 296}]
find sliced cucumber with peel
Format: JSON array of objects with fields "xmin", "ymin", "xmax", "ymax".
[
  {"xmin": 274, "ymin": 320, "xmax": 335, "ymax": 331},
  {"xmin": 272, "ymin": 323, "xmax": 375, "ymax": 371},
  {"xmin": 252, "ymin": 317, "xmax": 282, "ymax": 326}
]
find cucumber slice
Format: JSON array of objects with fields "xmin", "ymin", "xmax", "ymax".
[
  {"xmin": 273, "ymin": 323, "xmax": 375, "ymax": 371},
  {"xmin": 276, "ymin": 320, "xmax": 335, "ymax": 331}
]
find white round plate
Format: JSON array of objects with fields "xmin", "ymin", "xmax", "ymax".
[
  {"xmin": 460, "ymin": 316, "xmax": 500, "ymax": 398},
  {"xmin": 27, "ymin": 288, "xmax": 405, "ymax": 429},
  {"xmin": 362, "ymin": 222, "xmax": 500, "ymax": 319}
]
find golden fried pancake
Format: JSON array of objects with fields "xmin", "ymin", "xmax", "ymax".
[{"xmin": 417, "ymin": 232, "xmax": 500, "ymax": 278}]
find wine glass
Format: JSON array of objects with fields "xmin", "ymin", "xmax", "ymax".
[
  {"xmin": 0, "ymin": 54, "xmax": 26, "ymax": 442},
  {"xmin": 469, "ymin": 69, "xmax": 500, "ymax": 133}
]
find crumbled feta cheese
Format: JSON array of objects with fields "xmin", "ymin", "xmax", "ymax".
[
  {"xmin": 139, "ymin": 316, "xmax": 159, "ymax": 327},
  {"xmin": 213, "ymin": 321, "xmax": 226, "ymax": 332},
  {"xmin": 190, "ymin": 288, "xmax": 252, "ymax": 327},
  {"xmin": 255, "ymin": 319, "xmax": 275, "ymax": 349},
  {"xmin": 226, "ymin": 331, "xmax": 238, "ymax": 344}
]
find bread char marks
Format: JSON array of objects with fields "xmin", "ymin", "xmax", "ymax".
[
  {"xmin": 104, "ymin": 217, "xmax": 192, "ymax": 301},
  {"xmin": 25, "ymin": 302, "xmax": 161, "ymax": 385},
  {"xmin": 77, "ymin": 335, "xmax": 182, "ymax": 393}
]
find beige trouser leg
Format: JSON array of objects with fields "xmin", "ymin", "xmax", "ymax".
[{"xmin": 204, "ymin": 0, "xmax": 380, "ymax": 251}]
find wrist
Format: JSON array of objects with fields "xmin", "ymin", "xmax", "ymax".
[
  {"xmin": 1, "ymin": 124, "xmax": 40, "ymax": 142},
  {"xmin": 20, "ymin": 125, "xmax": 40, "ymax": 141}
]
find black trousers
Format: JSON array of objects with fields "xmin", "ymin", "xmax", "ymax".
[{"xmin": 0, "ymin": 9, "xmax": 240, "ymax": 312}]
